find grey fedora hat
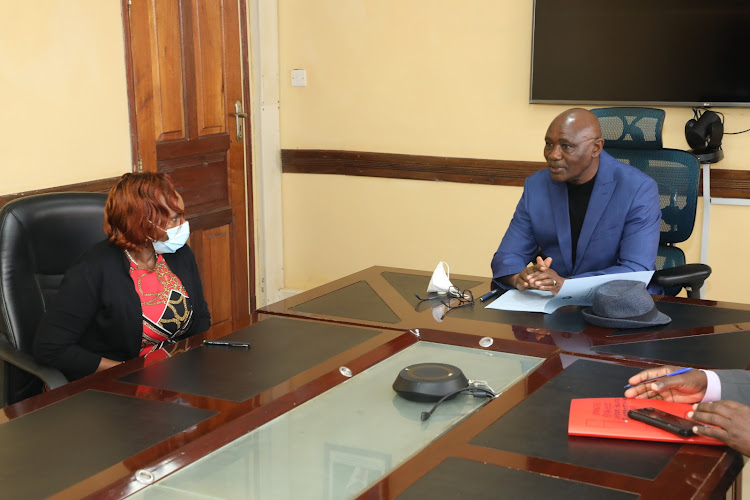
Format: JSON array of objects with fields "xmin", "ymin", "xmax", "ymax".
[{"xmin": 581, "ymin": 280, "xmax": 671, "ymax": 328}]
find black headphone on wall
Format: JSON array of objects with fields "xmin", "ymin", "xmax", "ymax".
[{"xmin": 685, "ymin": 109, "xmax": 724, "ymax": 152}]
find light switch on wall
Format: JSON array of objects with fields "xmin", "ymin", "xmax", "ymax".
[{"xmin": 291, "ymin": 69, "xmax": 307, "ymax": 87}]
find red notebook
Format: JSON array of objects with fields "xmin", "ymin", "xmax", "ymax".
[{"xmin": 568, "ymin": 397, "xmax": 723, "ymax": 445}]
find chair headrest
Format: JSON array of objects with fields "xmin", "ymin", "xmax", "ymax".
[
  {"xmin": 591, "ymin": 107, "xmax": 665, "ymax": 150},
  {"xmin": 0, "ymin": 192, "xmax": 108, "ymax": 276}
]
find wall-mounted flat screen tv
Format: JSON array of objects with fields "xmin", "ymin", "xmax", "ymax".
[{"xmin": 531, "ymin": 0, "xmax": 750, "ymax": 107}]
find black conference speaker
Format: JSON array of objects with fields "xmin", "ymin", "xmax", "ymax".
[
  {"xmin": 685, "ymin": 110, "xmax": 723, "ymax": 152},
  {"xmin": 392, "ymin": 363, "xmax": 468, "ymax": 402}
]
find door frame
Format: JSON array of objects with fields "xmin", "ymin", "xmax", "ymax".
[{"xmin": 244, "ymin": 0, "xmax": 286, "ymax": 307}]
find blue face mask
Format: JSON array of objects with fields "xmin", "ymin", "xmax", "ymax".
[{"xmin": 153, "ymin": 221, "xmax": 190, "ymax": 254}]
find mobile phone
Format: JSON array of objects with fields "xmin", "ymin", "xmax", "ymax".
[{"xmin": 627, "ymin": 407, "xmax": 700, "ymax": 437}]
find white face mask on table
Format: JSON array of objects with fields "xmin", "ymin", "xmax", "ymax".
[{"xmin": 426, "ymin": 261, "xmax": 454, "ymax": 295}]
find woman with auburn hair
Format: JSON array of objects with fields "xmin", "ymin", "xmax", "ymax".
[{"xmin": 34, "ymin": 172, "xmax": 210, "ymax": 381}]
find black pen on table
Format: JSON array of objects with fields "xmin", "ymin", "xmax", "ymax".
[
  {"xmin": 479, "ymin": 288, "xmax": 502, "ymax": 302},
  {"xmin": 203, "ymin": 340, "xmax": 252, "ymax": 348},
  {"xmin": 624, "ymin": 367, "xmax": 692, "ymax": 389}
]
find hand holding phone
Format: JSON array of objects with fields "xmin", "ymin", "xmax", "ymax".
[{"xmin": 628, "ymin": 407, "xmax": 702, "ymax": 437}]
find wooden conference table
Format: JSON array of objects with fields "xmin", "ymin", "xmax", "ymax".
[{"xmin": 1, "ymin": 266, "xmax": 748, "ymax": 499}]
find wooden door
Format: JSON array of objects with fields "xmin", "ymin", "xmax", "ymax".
[{"xmin": 124, "ymin": 0, "xmax": 253, "ymax": 336}]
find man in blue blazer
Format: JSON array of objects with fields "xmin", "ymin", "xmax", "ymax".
[{"xmin": 491, "ymin": 108, "xmax": 661, "ymax": 294}]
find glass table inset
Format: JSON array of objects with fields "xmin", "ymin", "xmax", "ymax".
[{"xmin": 128, "ymin": 342, "xmax": 543, "ymax": 500}]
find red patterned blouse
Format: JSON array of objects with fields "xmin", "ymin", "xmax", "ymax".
[{"xmin": 125, "ymin": 251, "xmax": 194, "ymax": 363}]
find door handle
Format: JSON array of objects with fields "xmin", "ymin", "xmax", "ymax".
[{"xmin": 232, "ymin": 100, "xmax": 248, "ymax": 141}]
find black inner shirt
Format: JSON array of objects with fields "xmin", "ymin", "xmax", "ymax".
[{"xmin": 567, "ymin": 174, "xmax": 597, "ymax": 265}]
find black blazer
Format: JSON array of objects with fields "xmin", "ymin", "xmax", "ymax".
[{"xmin": 34, "ymin": 240, "xmax": 210, "ymax": 381}]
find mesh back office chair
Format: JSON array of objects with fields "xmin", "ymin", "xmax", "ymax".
[
  {"xmin": 0, "ymin": 192, "xmax": 107, "ymax": 406},
  {"xmin": 592, "ymin": 107, "xmax": 711, "ymax": 297}
]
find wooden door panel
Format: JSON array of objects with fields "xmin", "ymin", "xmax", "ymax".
[
  {"xmin": 193, "ymin": 0, "xmax": 227, "ymax": 136},
  {"xmin": 159, "ymin": 155, "xmax": 229, "ymax": 213},
  {"xmin": 151, "ymin": 0, "xmax": 186, "ymax": 141},
  {"xmin": 203, "ymin": 225, "xmax": 233, "ymax": 326},
  {"xmin": 190, "ymin": 225, "xmax": 233, "ymax": 337},
  {"xmin": 155, "ymin": 133, "xmax": 229, "ymax": 159}
]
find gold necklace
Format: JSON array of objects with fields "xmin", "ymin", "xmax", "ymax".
[{"xmin": 124, "ymin": 248, "xmax": 159, "ymax": 271}]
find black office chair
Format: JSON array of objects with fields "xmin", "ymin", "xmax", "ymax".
[
  {"xmin": 592, "ymin": 107, "xmax": 711, "ymax": 298},
  {"xmin": 0, "ymin": 192, "xmax": 107, "ymax": 406}
]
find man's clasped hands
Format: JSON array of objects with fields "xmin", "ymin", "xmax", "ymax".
[{"xmin": 512, "ymin": 256, "xmax": 564, "ymax": 295}]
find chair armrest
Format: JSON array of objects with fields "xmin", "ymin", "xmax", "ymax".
[
  {"xmin": 651, "ymin": 263, "xmax": 712, "ymax": 288},
  {"xmin": 0, "ymin": 336, "xmax": 68, "ymax": 390}
]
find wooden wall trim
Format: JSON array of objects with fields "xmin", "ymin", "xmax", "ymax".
[
  {"xmin": 0, "ymin": 177, "xmax": 119, "ymax": 209},
  {"xmin": 281, "ymin": 149, "xmax": 750, "ymax": 199},
  {"xmin": 4, "ymin": 150, "xmax": 748, "ymax": 210},
  {"xmin": 281, "ymin": 149, "xmax": 544, "ymax": 187},
  {"xmin": 708, "ymin": 169, "xmax": 750, "ymax": 199}
]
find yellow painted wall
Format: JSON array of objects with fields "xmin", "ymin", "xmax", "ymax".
[
  {"xmin": 279, "ymin": 0, "xmax": 750, "ymax": 303},
  {"xmin": 0, "ymin": 1, "xmax": 131, "ymax": 193}
]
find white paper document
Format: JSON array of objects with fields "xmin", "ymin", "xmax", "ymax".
[{"xmin": 485, "ymin": 270, "xmax": 655, "ymax": 314}]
